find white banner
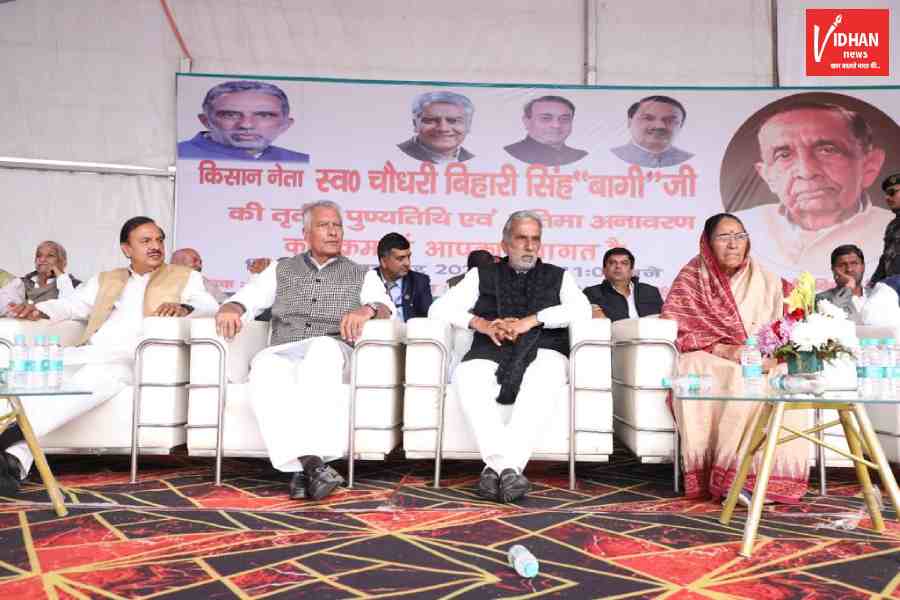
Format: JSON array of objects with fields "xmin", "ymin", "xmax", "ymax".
[{"xmin": 175, "ymin": 74, "xmax": 900, "ymax": 297}]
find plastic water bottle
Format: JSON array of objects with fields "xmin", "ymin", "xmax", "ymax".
[
  {"xmin": 862, "ymin": 338, "xmax": 885, "ymax": 400},
  {"xmin": 662, "ymin": 374, "xmax": 713, "ymax": 396},
  {"xmin": 881, "ymin": 338, "xmax": 896, "ymax": 400},
  {"xmin": 10, "ymin": 335, "xmax": 29, "ymax": 388},
  {"xmin": 508, "ymin": 545, "xmax": 539, "ymax": 578},
  {"xmin": 770, "ymin": 374, "xmax": 826, "ymax": 395},
  {"xmin": 29, "ymin": 335, "xmax": 48, "ymax": 389},
  {"xmin": 740, "ymin": 336, "xmax": 765, "ymax": 396},
  {"xmin": 46, "ymin": 335, "xmax": 63, "ymax": 389},
  {"xmin": 891, "ymin": 339, "xmax": 900, "ymax": 401}
]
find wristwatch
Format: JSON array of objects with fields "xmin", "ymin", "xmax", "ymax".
[{"xmin": 365, "ymin": 302, "xmax": 379, "ymax": 317}]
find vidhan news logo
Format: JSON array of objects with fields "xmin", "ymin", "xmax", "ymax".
[{"xmin": 805, "ymin": 8, "xmax": 889, "ymax": 76}]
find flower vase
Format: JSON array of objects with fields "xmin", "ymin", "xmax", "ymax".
[{"xmin": 787, "ymin": 351, "xmax": 823, "ymax": 375}]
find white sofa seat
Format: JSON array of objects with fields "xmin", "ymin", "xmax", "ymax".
[
  {"xmin": 610, "ymin": 317, "xmax": 679, "ymax": 465},
  {"xmin": 402, "ymin": 317, "xmax": 613, "ymax": 489},
  {"xmin": 187, "ymin": 318, "xmax": 405, "ymax": 485},
  {"xmin": 1, "ymin": 317, "xmax": 192, "ymax": 457},
  {"xmin": 857, "ymin": 324, "xmax": 900, "ymax": 464}
]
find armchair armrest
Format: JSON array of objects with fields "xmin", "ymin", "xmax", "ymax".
[
  {"xmin": 569, "ymin": 318, "xmax": 612, "ymax": 390},
  {"xmin": 189, "ymin": 318, "xmax": 270, "ymax": 385},
  {"xmin": 138, "ymin": 316, "xmax": 194, "ymax": 385},
  {"xmin": 405, "ymin": 317, "xmax": 453, "ymax": 387}
]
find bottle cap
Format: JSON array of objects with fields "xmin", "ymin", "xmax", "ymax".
[
  {"xmin": 34, "ymin": 335, "xmax": 45, "ymax": 345},
  {"xmin": 521, "ymin": 560, "xmax": 538, "ymax": 578},
  {"xmin": 14, "ymin": 334, "xmax": 25, "ymax": 344},
  {"xmin": 745, "ymin": 336, "xmax": 758, "ymax": 346}
]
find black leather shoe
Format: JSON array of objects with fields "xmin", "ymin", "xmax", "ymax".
[
  {"xmin": 499, "ymin": 468, "xmax": 530, "ymax": 503},
  {"xmin": 306, "ymin": 464, "xmax": 344, "ymax": 501},
  {"xmin": 477, "ymin": 467, "xmax": 500, "ymax": 500},
  {"xmin": 288, "ymin": 472, "xmax": 308, "ymax": 500},
  {"xmin": 0, "ymin": 453, "xmax": 22, "ymax": 496}
]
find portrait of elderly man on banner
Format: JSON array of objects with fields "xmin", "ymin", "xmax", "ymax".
[
  {"xmin": 178, "ymin": 80, "xmax": 309, "ymax": 162},
  {"xmin": 397, "ymin": 91, "xmax": 475, "ymax": 164},
  {"xmin": 722, "ymin": 92, "xmax": 900, "ymax": 283}
]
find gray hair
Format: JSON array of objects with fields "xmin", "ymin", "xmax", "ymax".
[
  {"xmin": 36, "ymin": 240, "xmax": 67, "ymax": 264},
  {"xmin": 202, "ymin": 80, "xmax": 291, "ymax": 118},
  {"xmin": 302, "ymin": 200, "xmax": 343, "ymax": 232},
  {"xmin": 502, "ymin": 210, "xmax": 543, "ymax": 243},
  {"xmin": 411, "ymin": 91, "xmax": 475, "ymax": 128}
]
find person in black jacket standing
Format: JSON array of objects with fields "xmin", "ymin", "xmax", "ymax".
[{"xmin": 582, "ymin": 247, "xmax": 663, "ymax": 321}]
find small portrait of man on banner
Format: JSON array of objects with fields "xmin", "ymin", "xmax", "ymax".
[
  {"xmin": 397, "ymin": 91, "xmax": 475, "ymax": 164},
  {"xmin": 178, "ymin": 80, "xmax": 309, "ymax": 163},
  {"xmin": 503, "ymin": 95, "xmax": 588, "ymax": 167},
  {"xmin": 610, "ymin": 95, "xmax": 693, "ymax": 169}
]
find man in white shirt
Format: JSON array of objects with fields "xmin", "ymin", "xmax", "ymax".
[
  {"xmin": 215, "ymin": 201, "xmax": 394, "ymax": 501},
  {"xmin": 815, "ymin": 244, "xmax": 871, "ymax": 324},
  {"xmin": 429, "ymin": 210, "xmax": 591, "ymax": 503},
  {"xmin": 0, "ymin": 241, "xmax": 80, "ymax": 315},
  {"xmin": 0, "ymin": 217, "xmax": 219, "ymax": 495}
]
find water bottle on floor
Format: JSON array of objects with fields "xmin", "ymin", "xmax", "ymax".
[
  {"xmin": 740, "ymin": 336, "xmax": 765, "ymax": 396},
  {"xmin": 10, "ymin": 335, "xmax": 29, "ymax": 388},
  {"xmin": 47, "ymin": 335, "xmax": 63, "ymax": 389},
  {"xmin": 508, "ymin": 545, "xmax": 539, "ymax": 578}
]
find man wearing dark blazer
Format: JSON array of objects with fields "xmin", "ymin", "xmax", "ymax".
[
  {"xmin": 376, "ymin": 233, "xmax": 433, "ymax": 321},
  {"xmin": 582, "ymin": 247, "xmax": 663, "ymax": 321}
]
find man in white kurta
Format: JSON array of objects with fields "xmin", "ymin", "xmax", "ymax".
[
  {"xmin": 215, "ymin": 201, "xmax": 393, "ymax": 501},
  {"xmin": 0, "ymin": 218, "xmax": 218, "ymax": 493},
  {"xmin": 429, "ymin": 210, "xmax": 590, "ymax": 503}
]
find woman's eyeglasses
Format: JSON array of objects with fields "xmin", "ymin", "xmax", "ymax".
[{"xmin": 712, "ymin": 233, "xmax": 750, "ymax": 244}]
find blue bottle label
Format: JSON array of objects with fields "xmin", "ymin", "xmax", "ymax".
[
  {"xmin": 40, "ymin": 359, "xmax": 51, "ymax": 371},
  {"xmin": 742, "ymin": 366, "xmax": 762, "ymax": 378}
]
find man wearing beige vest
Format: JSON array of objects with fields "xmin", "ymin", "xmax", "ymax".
[
  {"xmin": 215, "ymin": 200, "xmax": 395, "ymax": 501},
  {"xmin": 0, "ymin": 217, "xmax": 218, "ymax": 495}
]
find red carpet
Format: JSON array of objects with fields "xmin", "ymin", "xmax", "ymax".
[{"xmin": 0, "ymin": 451, "xmax": 897, "ymax": 598}]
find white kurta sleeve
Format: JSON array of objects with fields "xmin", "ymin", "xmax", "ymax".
[
  {"xmin": 428, "ymin": 268, "xmax": 480, "ymax": 330},
  {"xmin": 229, "ymin": 260, "xmax": 278, "ymax": 322},
  {"xmin": 0, "ymin": 278, "xmax": 26, "ymax": 316},
  {"xmin": 536, "ymin": 270, "xmax": 592, "ymax": 328},
  {"xmin": 36, "ymin": 275, "xmax": 99, "ymax": 322},
  {"xmin": 55, "ymin": 273, "xmax": 77, "ymax": 298},
  {"xmin": 360, "ymin": 269, "xmax": 396, "ymax": 317},
  {"xmin": 181, "ymin": 271, "xmax": 221, "ymax": 318}
]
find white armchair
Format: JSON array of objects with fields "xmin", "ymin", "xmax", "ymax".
[
  {"xmin": 0, "ymin": 317, "xmax": 193, "ymax": 480},
  {"xmin": 186, "ymin": 318, "xmax": 406, "ymax": 485},
  {"xmin": 402, "ymin": 317, "xmax": 612, "ymax": 490},
  {"xmin": 609, "ymin": 317, "xmax": 680, "ymax": 487}
]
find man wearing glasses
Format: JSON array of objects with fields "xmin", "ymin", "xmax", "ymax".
[
  {"xmin": 870, "ymin": 173, "xmax": 900, "ymax": 286},
  {"xmin": 736, "ymin": 101, "xmax": 892, "ymax": 284}
]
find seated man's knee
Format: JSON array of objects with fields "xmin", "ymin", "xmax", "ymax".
[{"xmin": 521, "ymin": 349, "xmax": 567, "ymax": 387}]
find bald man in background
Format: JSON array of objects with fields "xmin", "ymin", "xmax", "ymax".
[{"xmin": 171, "ymin": 248, "xmax": 227, "ymax": 304}]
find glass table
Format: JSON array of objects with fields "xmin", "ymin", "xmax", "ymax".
[
  {"xmin": 0, "ymin": 385, "xmax": 93, "ymax": 517},
  {"xmin": 677, "ymin": 390, "xmax": 900, "ymax": 558}
]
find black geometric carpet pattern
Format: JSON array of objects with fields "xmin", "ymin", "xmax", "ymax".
[{"xmin": 0, "ymin": 447, "xmax": 897, "ymax": 599}]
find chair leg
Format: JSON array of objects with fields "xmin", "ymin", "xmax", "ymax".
[
  {"xmin": 721, "ymin": 403, "xmax": 772, "ymax": 526},
  {"xmin": 850, "ymin": 404, "xmax": 900, "ymax": 517},
  {"xmin": 740, "ymin": 401, "xmax": 785, "ymax": 558},
  {"xmin": 838, "ymin": 409, "xmax": 883, "ymax": 532},
  {"xmin": 9, "ymin": 397, "xmax": 67, "ymax": 517}
]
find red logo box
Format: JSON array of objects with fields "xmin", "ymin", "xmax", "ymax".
[{"xmin": 806, "ymin": 8, "xmax": 889, "ymax": 76}]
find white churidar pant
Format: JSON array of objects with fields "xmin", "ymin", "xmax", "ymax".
[
  {"xmin": 249, "ymin": 336, "xmax": 352, "ymax": 472},
  {"xmin": 5, "ymin": 345, "xmax": 132, "ymax": 475},
  {"xmin": 454, "ymin": 348, "xmax": 567, "ymax": 474}
]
